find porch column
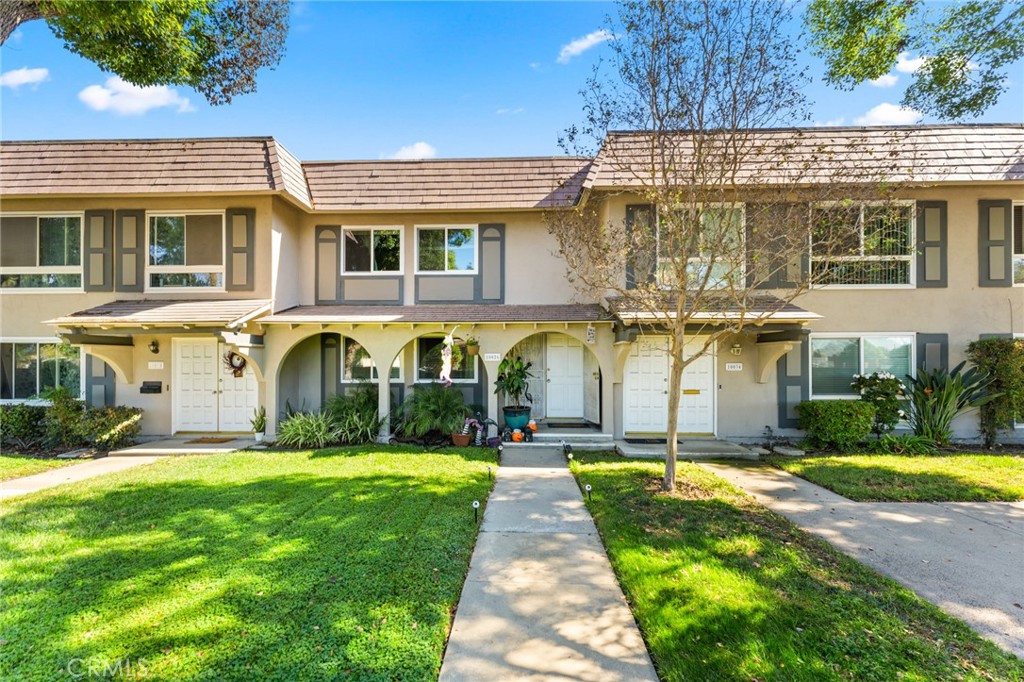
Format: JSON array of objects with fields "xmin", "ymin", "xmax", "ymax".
[{"xmin": 483, "ymin": 357, "xmax": 501, "ymax": 425}]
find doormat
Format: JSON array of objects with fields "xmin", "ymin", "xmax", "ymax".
[
  {"xmin": 544, "ymin": 423, "xmax": 595, "ymax": 429},
  {"xmin": 186, "ymin": 437, "xmax": 235, "ymax": 444},
  {"xmin": 624, "ymin": 438, "xmax": 666, "ymax": 444}
]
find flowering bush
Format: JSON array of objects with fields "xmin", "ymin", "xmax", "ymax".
[{"xmin": 851, "ymin": 371, "xmax": 906, "ymax": 436}]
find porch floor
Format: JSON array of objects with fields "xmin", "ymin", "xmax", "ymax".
[{"xmin": 109, "ymin": 437, "xmax": 256, "ymax": 456}]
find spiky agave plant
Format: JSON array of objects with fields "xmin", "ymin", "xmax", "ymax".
[{"xmin": 905, "ymin": 362, "xmax": 998, "ymax": 446}]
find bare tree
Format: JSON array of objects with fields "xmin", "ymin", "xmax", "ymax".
[{"xmin": 548, "ymin": 0, "xmax": 911, "ymax": 491}]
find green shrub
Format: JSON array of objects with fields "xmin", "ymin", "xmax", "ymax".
[
  {"xmin": 400, "ymin": 383, "xmax": 469, "ymax": 438},
  {"xmin": 850, "ymin": 371, "xmax": 906, "ymax": 436},
  {"xmin": 966, "ymin": 338, "xmax": 1024, "ymax": 446},
  {"xmin": 867, "ymin": 434, "xmax": 938, "ymax": 455},
  {"xmin": 796, "ymin": 400, "xmax": 876, "ymax": 451},
  {"xmin": 0, "ymin": 403, "xmax": 47, "ymax": 450},
  {"xmin": 906, "ymin": 361, "xmax": 997, "ymax": 446},
  {"xmin": 324, "ymin": 384, "xmax": 385, "ymax": 444},
  {"xmin": 81, "ymin": 406, "xmax": 143, "ymax": 451},
  {"xmin": 275, "ymin": 411, "xmax": 340, "ymax": 449},
  {"xmin": 41, "ymin": 387, "xmax": 86, "ymax": 449}
]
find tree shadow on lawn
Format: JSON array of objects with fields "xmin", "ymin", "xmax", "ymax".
[
  {"xmin": 580, "ymin": 462, "xmax": 1024, "ymax": 682},
  {"xmin": 1, "ymin": 467, "xmax": 491, "ymax": 682},
  {"xmin": 775, "ymin": 456, "xmax": 1024, "ymax": 502}
]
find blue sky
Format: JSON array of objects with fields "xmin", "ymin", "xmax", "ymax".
[{"xmin": 2, "ymin": 1, "xmax": 1022, "ymax": 160}]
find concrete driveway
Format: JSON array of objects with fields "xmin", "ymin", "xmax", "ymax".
[{"xmin": 702, "ymin": 463, "xmax": 1024, "ymax": 659}]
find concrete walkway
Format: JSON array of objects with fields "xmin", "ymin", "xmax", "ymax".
[
  {"xmin": 439, "ymin": 447, "xmax": 658, "ymax": 682},
  {"xmin": 0, "ymin": 456, "xmax": 163, "ymax": 500},
  {"xmin": 702, "ymin": 462, "xmax": 1024, "ymax": 658}
]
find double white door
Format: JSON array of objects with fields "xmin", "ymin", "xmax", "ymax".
[
  {"xmin": 624, "ymin": 336, "xmax": 715, "ymax": 435},
  {"xmin": 174, "ymin": 338, "xmax": 258, "ymax": 432}
]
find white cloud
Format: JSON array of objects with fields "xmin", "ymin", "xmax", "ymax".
[
  {"xmin": 386, "ymin": 141, "xmax": 437, "ymax": 160},
  {"xmin": 815, "ymin": 117, "xmax": 846, "ymax": 127},
  {"xmin": 854, "ymin": 102, "xmax": 923, "ymax": 126},
  {"xmin": 869, "ymin": 73, "xmax": 899, "ymax": 88},
  {"xmin": 0, "ymin": 67, "xmax": 50, "ymax": 89},
  {"xmin": 528, "ymin": 62, "xmax": 542, "ymax": 71},
  {"xmin": 896, "ymin": 52, "xmax": 926, "ymax": 74},
  {"xmin": 557, "ymin": 29, "xmax": 613, "ymax": 64},
  {"xmin": 78, "ymin": 76, "xmax": 194, "ymax": 116},
  {"xmin": 496, "ymin": 107, "xmax": 525, "ymax": 115}
]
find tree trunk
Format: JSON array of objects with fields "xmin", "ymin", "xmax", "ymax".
[
  {"xmin": 663, "ymin": 330, "xmax": 686, "ymax": 492},
  {"xmin": 0, "ymin": 0, "xmax": 42, "ymax": 45}
]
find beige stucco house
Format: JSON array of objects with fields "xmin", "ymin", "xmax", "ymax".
[{"xmin": 1, "ymin": 125, "xmax": 1021, "ymax": 444}]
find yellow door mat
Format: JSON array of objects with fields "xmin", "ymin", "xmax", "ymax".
[{"xmin": 186, "ymin": 437, "xmax": 236, "ymax": 444}]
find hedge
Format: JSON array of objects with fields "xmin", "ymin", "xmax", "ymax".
[{"xmin": 796, "ymin": 400, "xmax": 876, "ymax": 451}]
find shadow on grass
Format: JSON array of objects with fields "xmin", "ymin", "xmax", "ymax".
[
  {"xmin": 574, "ymin": 458, "xmax": 1024, "ymax": 682},
  {"xmin": 1, "ymin": 455, "xmax": 491, "ymax": 682}
]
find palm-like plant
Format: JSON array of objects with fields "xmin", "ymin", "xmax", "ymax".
[
  {"xmin": 400, "ymin": 383, "xmax": 470, "ymax": 437},
  {"xmin": 905, "ymin": 362, "xmax": 998, "ymax": 446}
]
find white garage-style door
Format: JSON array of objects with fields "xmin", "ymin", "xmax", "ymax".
[
  {"xmin": 173, "ymin": 338, "xmax": 258, "ymax": 433},
  {"xmin": 624, "ymin": 336, "xmax": 716, "ymax": 436}
]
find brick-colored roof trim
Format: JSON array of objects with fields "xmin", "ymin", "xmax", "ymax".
[{"xmin": 46, "ymin": 299, "xmax": 273, "ymax": 327}]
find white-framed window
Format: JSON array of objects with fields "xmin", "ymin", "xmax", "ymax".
[
  {"xmin": 810, "ymin": 201, "xmax": 915, "ymax": 287},
  {"xmin": 415, "ymin": 336, "xmax": 477, "ymax": 383},
  {"xmin": 0, "ymin": 339, "xmax": 83, "ymax": 402},
  {"xmin": 342, "ymin": 227, "xmax": 403, "ymax": 274},
  {"xmin": 147, "ymin": 211, "xmax": 225, "ymax": 290},
  {"xmin": 810, "ymin": 333, "xmax": 915, "ymax": 398},
  {"xmin": 1013, "ymin": 203, "xmax": 1022, "ymax": 286},
  {"xmin": 415, "ymin": 225, "xmax": 477, "ymax": 274},
  {"xmin": 341, "ymin": 337, "xmax": 401, "ymax": 382},
  {"xmin": 657, "ymin": 204, "xmax": 745, "ymax": 289},
  {"xmin": 0, "ymin": 213, "xmax": 83, "ymax": 291}
]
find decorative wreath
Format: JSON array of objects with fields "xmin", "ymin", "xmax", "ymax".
[{"xmin": 224, "ymin": 351, "xmax": 247, "ymax": 377}]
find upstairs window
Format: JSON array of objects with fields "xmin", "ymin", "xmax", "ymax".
[
  {"xmin": 343, "ymin": 227, "xmax": 402, "ymax": 273},
  {"xmin": 417, "ymin": 226, "xmax": 476, "ymax": 273},
  {"xmin": 632, "ymin": 205, "xmax": 744, "ymax": 290},
  {"xmin": 0, "ymin": 341, "xmax": 81, "ymax": 401},
  {"xmin": 0, "ymin": 215, "xmax": 82, "ymax": 289},
  {"xmin": 148, "ymin": 213, "xmax": 224, "ymax": 289},
  {"xmin": 811, "ymin": 202, "xmax": 914, "ymax": 286}
]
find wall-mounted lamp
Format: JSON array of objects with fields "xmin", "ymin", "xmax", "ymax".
[
  {"xmin": 730, "ymin": 343, "xmax": 743, "ymax": 357},
  {"xmin": 149, "ymin": 340, "xmax": 160, "ymax": 355}
]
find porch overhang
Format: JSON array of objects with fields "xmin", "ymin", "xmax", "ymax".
[
  {"xmin": 608, "ymin": 295, "xmax": 821, "ymax": 327},
  {"xmin": 46, "ymin": 299, "xmax": 273, "ymax": 331},
  {"xmin": 260, "ymin": 304, "xmax": 616, "ymax": 328}
]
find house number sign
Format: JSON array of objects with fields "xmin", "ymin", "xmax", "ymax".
[
  {"xmin": 483, "ymin": 353, "xmax": 501, "ymax": 362},
  {"xmin": 725, "ymin": 363, "xmax": 743, "ymax": 371}
]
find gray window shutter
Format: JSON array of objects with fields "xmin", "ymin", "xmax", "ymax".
[
  {"xmin": 915, "ymin": 333, "xmax": 948, "ymax": 373},
  {"xmin": 477, "ymin": 224, "xmax": 505, "ymax": 303},
  {"xmin": 85, "ymin": 355, "xmax": 116, "ymax": 407},
  {"xmin": 916, "ymin": 201, "xmax": 947, "ymax": 288},
  {"xmin": 225, "ymin": 208, "xmax": 256, "ymax": 292},
  {"xmin": 625, "ymin": 205, "xmax": 655, "ymax": 289},
  {"xmin": 747, "ymin": 203, "xmax": 807, "ymax": 289},
  {"xmin": 978, "ymin": 199, "xmax": 1012, "ymax": 287},
  {"xmin": 115, "ymin": 209, "xmax": 145, "ymax": 292},
  {"xmin": 315, "ymin": 226, "xmax": 341, "ymax": 304},
  {"xmin": 83, "ymin": 210, "xmax": 113, "ymax": 291},
  {"xmin": 776, "ymin": 336, "xmax": 809, "ymax": 428}
]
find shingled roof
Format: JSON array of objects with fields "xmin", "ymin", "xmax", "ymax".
[
  {"xmin": 0, "ymin": 137, "xmax": 312, "ymax": 208},
  {"xmin": 586, "ymin": 124, "xmax": 1024, "ymax": 188},
  {"xmin": 262, "ymin": 303, "xmax": 611, "ymax": 324},
  {"xmin": 301, "ymin": 157, "xmax": 592, "ymax": 211}
]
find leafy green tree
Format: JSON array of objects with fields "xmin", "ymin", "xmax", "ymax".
[
  {"xmin": 806, "ymin": 0, "xmax": 1024, "ymax": 119},
  {"xmin": 0, "ymin": 0, "xmax": 289, "ymax": 105}
]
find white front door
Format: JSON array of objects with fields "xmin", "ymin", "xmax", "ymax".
[
  {"xmin": 624, "ymin": 336, "xmax": 716, "ymax": 436},
  {"xmin": 545, "ymin": 334, "xmax": 585, "ymax": 419},
  {"xmin": 174, "ymin": 338, "xmax": 258, "ymax": 433}
]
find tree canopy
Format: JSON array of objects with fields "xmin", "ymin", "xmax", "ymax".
[
  {"xmin": 805, "ymin": 0, "xmax": 1024, "ymax": 120},
  {"xmin": 0, "ymin": 0, "xmax": 289, "ymax": 106}
]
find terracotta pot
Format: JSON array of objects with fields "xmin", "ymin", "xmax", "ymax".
[{"xmin": 451, "ymin": 433, "xmax": 472, "ymax": 447}]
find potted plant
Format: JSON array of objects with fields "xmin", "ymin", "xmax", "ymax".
[
  {"xmin": 465, "ymin": 336, "xmax": 479, "ymax": 356},
  {"xmin": 250, "ymin": 405, "xmax": 267, "ymax": 443},
  {"xmin": 495, "ymin": 356, "xmax": 533, "ymax": 430}
]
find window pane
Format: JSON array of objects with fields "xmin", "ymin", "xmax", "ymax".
[
  {"xmin": 863, "ymin": 206, "xmax": 911, "ymax": 257},
  {"xmin": 373, "ymin": 230, "xmax": 401, "ymax": 272},
  {"xmin": 812, "ymin": 205, "xmax": 860, "ymax": 255},
  {"xmin": 39, "ymin": 217, "xmax": 80, "ymax": 266},
  {"xmin": 0, "ymin": 273, "xmax": 82, "ymax": 288},
  {"xmin": 184, "ymin": 215, "xmax": 223, "ymax": 266},
  {"xmin": 418, "ymin": 230, "xmax": 446, "ymax": 271},
  {"xmin": 0, "ymin": 343, "xmax": 13, "ymax": 399},
  {"xmin": 344, "ymin": 230, "xmax": 372, "ymax": 272},
  {"xmin": 57, "ymin": 344, "xmax": 81, "ymax": 395},
  {"xmin": 863, "ymin": 336, "xmax": 912, "ymax": 378},
  {"xmin": 0, "ymin": 216, "xmax": 36, "ymax": 267},
  {"xmin": 1014, "ymin": 206, "xmax": 1023, "ymax": 284},
  {"xmin": 343, "ymin": 338, "xmax": 374, "ymax": 381},
  {"xmin": 14, "ymin": 343, "xmax": 38, "ymax": 399},
  {"xmin": 149, "ymin": 272, "xmax": 223, "ymax": 288},
  {"xmin": 812, "ymin": 259, "xmax": 910, "ymax": 286},
  {"xmin": 150, "ymin": 216, "xmax": 185, "ymax": 266},
  {"xmin": 811, "ymin": 337, "xmax": 859, "ymax": 395},
  {"xmin": 39, "ymin": 343, "xmax": 58, "ymax": 392},
  {"xmin": 447, "ymin": 228, "xmax": 475, "ymax": 271},
  {"xmin": 418, "ymin": 337, "xmax": 475, "ymax": 381}
]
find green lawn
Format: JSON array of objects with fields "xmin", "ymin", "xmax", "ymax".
[
  {"xmin": 0, "ymin": 446, "xmax": 494, "ymax": 682},
  {"xmin": 769, "ymin": 453, "xmax": 1024, "ymax": 502},
  {"xmin": 0, "ymin": 453, "xmax": 79, "ymax": 482},
  {"xmin": 571, "ymin": 455, "xmax": 1024, "ymax": 682}
]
